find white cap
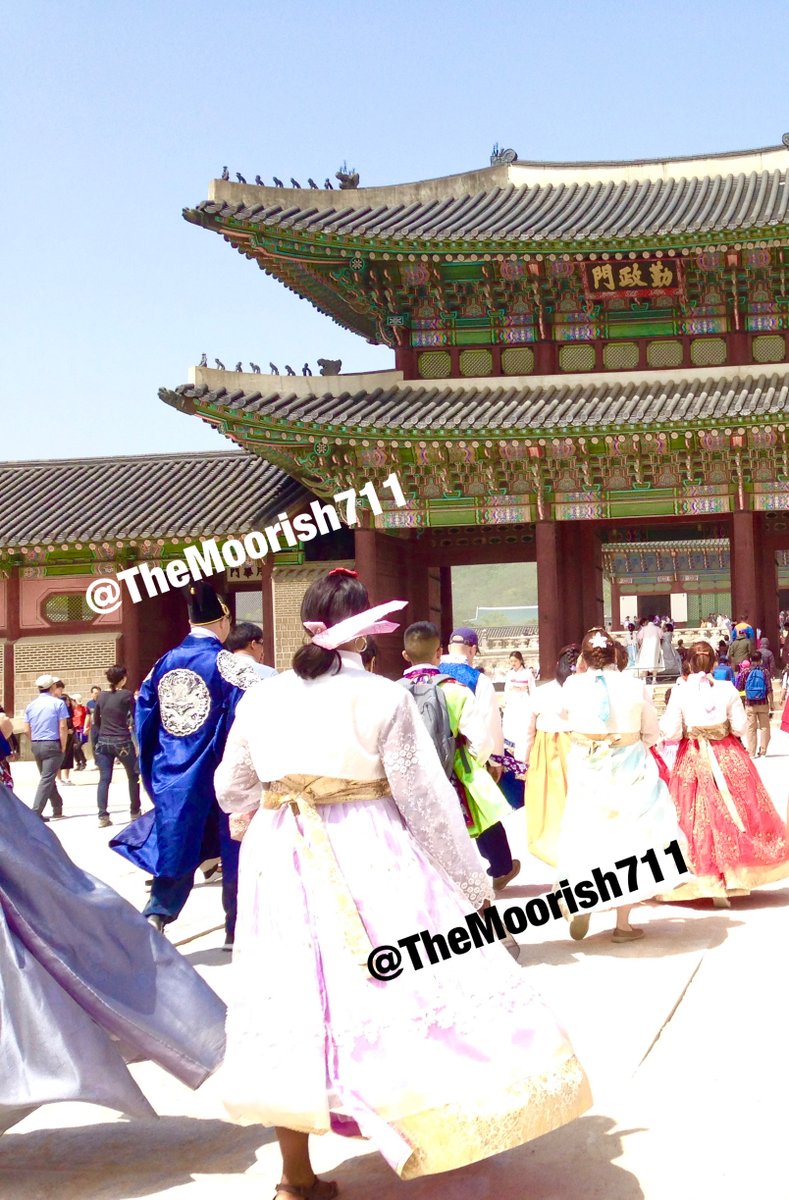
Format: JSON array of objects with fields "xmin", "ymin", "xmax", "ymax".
[
  {"xmin": 35, "ymin": 674, "xmax": 58, "ymax": 689},
  {"xmin": 71, "ymin": 692, "xmax": 82, "ymax": 701}
]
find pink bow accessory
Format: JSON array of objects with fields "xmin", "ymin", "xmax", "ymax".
[{"xmin": 303, "ymin": 600, "xmax": 408, "ymax": 650}]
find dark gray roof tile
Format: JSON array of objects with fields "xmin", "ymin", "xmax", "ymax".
[
  {"xmin": 191, "ymin": 166, "xmax": 789, "ymax": 243},
  {"xmin": 162, "ymin": 370, "xmax": 789, "ymax": 435},
  {"xmin": 0, "ymin": 451, "xmax": 309, "ymax": 549}
]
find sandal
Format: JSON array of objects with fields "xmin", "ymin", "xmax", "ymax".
[{"xmin": 274, "ymin": 1179, "xmax": 339, "ymax": 1200}]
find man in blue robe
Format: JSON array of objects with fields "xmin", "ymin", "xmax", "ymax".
[{"xmin": 111, "ymin": 581, "xmax": 263, "ymax": 948}]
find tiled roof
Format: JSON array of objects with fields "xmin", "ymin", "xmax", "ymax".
[
  {"xmin": 190, "ymin": 168, "xmax": 789, "ymax": 243},
  {"xmin": 478, "ymin": 625, "xmax": 538, "ymax": 639},
  {"xmin": 161, "ymin": 369, "xmax": 789, "ymax": 435},
  {"xmin": 0, "ymin": 451, "xmax": 309, "ymax": 549}
]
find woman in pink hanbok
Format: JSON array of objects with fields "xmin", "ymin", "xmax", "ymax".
[{"xmin": 215, "ymin": 569, "xmax": 591, "ymax": 1199}]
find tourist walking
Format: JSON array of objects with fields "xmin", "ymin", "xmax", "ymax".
[
  {"xmin": 521, "ymin": 643, "xmax": 580, "ymax": 867},
  {"xmin": 401, "ymin": 621, "xmax": 517, "ymax": 889},
  {"xmin": 84, "ymin": 684, "xmax": 101, "ymax": 766},
  {"xmin": 440, "ymin": 624, "xmax": 518, "ymax": 877},
  {"xmin": 70, "ymin": 692, "xmax": 87, "ymax": 770},
  {"xmin": 741, "ymin": 650, "xmax": 772, "ymax": 758},
  {"xmin": 214, "ymin": 568, "xmax": 590, "ymax": 1195},
  {"xmin": 111, "ymin": 583, "xmax": 261, "ymax": 948},
  {"xmin": 556, "ymin": 629, "xmax": 687, "ymax": 943},
  {"xmin": 93, "ymin": 665, "xmax": 142, "ymax": 828},
  {"xmin": 659, "ymin": 641, "xmax": 789, "ymax": 904},
  {"xmin": 225, "ymin": 621, "xmax": 278, "ymax": 680},
  {"xmin": 23, "ymin": 674, "xmax": 68, "ymax": 821},
  {"xmin": 729, "ymin": 626, "xmax": 752, "ymax": 670},
  {"xmin": 635, "ymin": 616, "xmax": 663, "ymax": 683},
  {"xmin": 55, "ymin": 681, "xmax": 77, "ymax": 785},
  {"xmin": 441, "ymin": 627, "xmax": 505, "ymax": 764},
  {"xmin": 0, "ymin": 780, "xmax": 225, "ymax": 1133},
  {"xmin": 660, "ymin": 621, "xmax": 683, "ymax": 677}
]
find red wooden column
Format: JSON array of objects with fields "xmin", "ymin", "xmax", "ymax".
[
  {"xmin": 730, "ymin": 511, "xmax": 759, "ymax": 628},
  {"xmin": 755, "ymin": 515, "xmax": 780, "ymax": 640},
  {"xmin": 3, "ymin": 568, "xmax": 20, "ymax": 715},
  {"xmin": 536, "ymin": 522, "xmax": 562, "ymax": 679},
  {"xmin": 439, "ymin": 566, "xmax": 453, "ymax": 647},
  {"xmin": 610, "ymin": 576, "xmax": 621, "ymax": 628},
  {"xmin": 354, "ymin": 525, "xmax": 380, "ymax": 603},
  {"xmin": 260, "ymin": 559, "xmax": 275, "ymax": 668},
  {"xmin": 579, "ymin": 521, "xmax": 605, "ymax": 633},
  {"xmin": 118, "ymin": 563, "xmax": 141, "ymax": 690}
]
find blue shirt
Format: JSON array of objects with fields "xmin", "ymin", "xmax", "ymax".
[{"xmin": 25, "ymin": 693, "xmax": 68, "ymax": 741}]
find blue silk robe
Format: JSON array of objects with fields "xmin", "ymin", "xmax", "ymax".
[{"xmin": 111, "ymin": 633, "xmax": 261, "ymax": 877}]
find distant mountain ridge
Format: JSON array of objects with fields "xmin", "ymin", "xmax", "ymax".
[{"xmin": 451, "ymin": 563, "xmax": 538, "ymax": 627}]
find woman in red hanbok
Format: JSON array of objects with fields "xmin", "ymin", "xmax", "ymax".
[{"xmin": 659, "ymin": 641, "xmax": 789, "ymax": 903}]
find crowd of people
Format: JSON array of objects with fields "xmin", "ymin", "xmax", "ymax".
[{"xmin": 4, "ymin": 572, "xmax": 789, "ymax": 1199}]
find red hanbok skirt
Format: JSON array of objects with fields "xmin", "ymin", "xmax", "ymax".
[{"xmin": 664, "ymin": 733, "xmax": 789, "ymax": 898}]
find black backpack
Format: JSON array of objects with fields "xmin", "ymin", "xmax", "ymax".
[{"xmin": 400, "ymin": 676, "xmax": 456, "ymax": 778}]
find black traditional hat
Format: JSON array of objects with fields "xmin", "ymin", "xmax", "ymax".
[{"xmin": 185, "ymin": 580, "xmax": 230, "ymax": 625}]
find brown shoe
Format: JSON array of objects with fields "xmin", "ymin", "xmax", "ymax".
[
  {"xmin": 612, "ymin": 927, "xmax": 645, "ymax": 943},
  {"xmin": 493, "ymin": 859, "xmax": 521, "ymax": 891},
  {"xmin": 98, "ymin": 814, "xmax": 112, "ymax": 828}
]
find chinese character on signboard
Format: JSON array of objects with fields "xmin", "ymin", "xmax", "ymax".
[{"xmin": 586, "ymin": 258, "xmax": 679, "ymax": 296}]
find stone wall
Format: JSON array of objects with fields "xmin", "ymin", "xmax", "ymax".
[
  {"xmin": 272, "ymin": 562, "xmax": 353, "ymax": 671},
  {"xmin": 13, "ymin": 633, "xmax": 122, "ymax": 714}
]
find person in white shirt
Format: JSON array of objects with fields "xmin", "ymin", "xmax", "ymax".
[
  {"xmin": 659, "ymin": 640, "xmax": 789, "ymax": 905},
  {"xmin": 556, "ymin": 628, "xmax": 687, "ymax": 944},
  {"xmin": 214, "ymin": 569, "xmax": 590, "ymax": 1196},
  {"xmin": 225, "ymin": 621, "xmax": 278, "ymax": 681}
]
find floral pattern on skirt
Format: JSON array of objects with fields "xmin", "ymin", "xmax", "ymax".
[{"xmin": 664, "ymin": 734, "xmax": 789, "ymax": 897}]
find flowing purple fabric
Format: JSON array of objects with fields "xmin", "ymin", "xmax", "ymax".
[{"xmin": 0, "ymin": 784, "xmax": 226, "ymax": 1132}]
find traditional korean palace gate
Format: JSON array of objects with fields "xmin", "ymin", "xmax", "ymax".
[{"xmin": 160, "ymin": 143, "xmax": 789, "ymax": 677}]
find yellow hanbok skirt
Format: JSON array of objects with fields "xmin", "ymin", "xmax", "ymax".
[{"xmin": 524, "ymin": 730, "xmax": 570, "ymax": 868}]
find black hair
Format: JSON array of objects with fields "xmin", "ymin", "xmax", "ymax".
[
  {"xmin": 106, "ymin": 664, "xmax": 127, "ymax": 691},
  {"xmin": 403, "ymin": 620, "xmax": 440, "ymax": 662},
  {"xmin": 226, "ymin": 622, "xmax": 264, "ymax": 653},
  {"xmin": 752, "ymin": 651, "xmax": 763, "ymax": 663},
  {"xmin": 293, "ymin": 570, "xmax": 371, "ymax": 679},
  {"xmin": 509, "ymin": 650, "xmax": 525, "ymax": 666}
]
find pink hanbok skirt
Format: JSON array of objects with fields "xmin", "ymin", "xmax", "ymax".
[{"xmin": 220, "ymin": 794, "xmax": 591, "ymax": 1179}]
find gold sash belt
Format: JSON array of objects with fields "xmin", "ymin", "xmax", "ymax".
[
  {"xmin": 263, "ymin": 774, "xmax": 390, "ymax": 968},
  {"xmin": 684, "ymin": 722, "xmax": 744, "ymax": 832},
  {"xmin": 570, "ymin": 731, "xmax": 641, "ymax": 748}
]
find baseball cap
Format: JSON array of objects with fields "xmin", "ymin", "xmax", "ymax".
[
  {"xmin": 71, "ymin": 692, "xmax": 82, "ymax": 701},
  {"xmin": 449, "ymin": 626, "xmax": 479, "ymax": 647},
  {"xmin": 35, "ymin": 674, "xmax": 58, "ymax": 689}
]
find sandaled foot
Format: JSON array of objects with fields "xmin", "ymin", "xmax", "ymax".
[
  {"xmin": 569, "ymin": 914, "xmax": 590, "ymax": 941},
  {"xmin": 274, "ymin": 1178, "xmax": 338, "ymax": 1199}
]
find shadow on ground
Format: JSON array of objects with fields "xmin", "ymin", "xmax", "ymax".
[
  {"xmin": 0, "ymin": 1116, "xmax": 274, "ymax": 1199},
  {"xmin": 326, "ymin": 1114, "xmax": 645, "ymax": 1199}
]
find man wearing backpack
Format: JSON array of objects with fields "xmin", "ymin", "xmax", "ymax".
[
  {"xmin": 743, "ymin": 650, "xmax": 772, "ymax": 758},
  {"xmin": 401, "ymin": 621, "xmax": 519, "ymax": 890}
]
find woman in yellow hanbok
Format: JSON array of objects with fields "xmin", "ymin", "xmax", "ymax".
[{"xmin": 522, "ymin": 645, "xmax": 580, "ymax": 867}]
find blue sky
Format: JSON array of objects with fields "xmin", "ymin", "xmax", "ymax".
[{"xmin": 5, "ymin": 0, "xmax": 789, "ymax": 461}]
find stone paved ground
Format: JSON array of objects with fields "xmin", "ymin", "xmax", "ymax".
[{"xmin": 1, "ymin": 733, "xmax": 788, "ymax": 1200}]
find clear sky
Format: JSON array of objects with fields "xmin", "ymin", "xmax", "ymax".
[{"xmin": 5, "ymin": 0, "xmax": 789, "ymax": 462}]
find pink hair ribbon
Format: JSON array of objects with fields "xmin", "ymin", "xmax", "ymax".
[{"xmin": 304, "ymin": 599, "xmax": 408, "ymax": 651}]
